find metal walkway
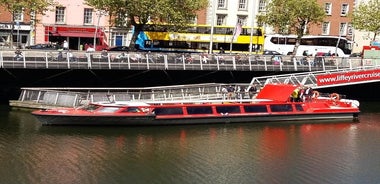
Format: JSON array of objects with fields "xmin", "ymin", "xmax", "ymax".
[
  {"xmin": 248, "ymin": 65, "xmax": 380, "ymax": 89},
  {"xmin": 10, "ymin": 66, "xmax": 380, "ymax": 109}
]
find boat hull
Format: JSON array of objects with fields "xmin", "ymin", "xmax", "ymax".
[{"xmin": 33, "ymin": 112, "xmax": 359, "ymax": 126}]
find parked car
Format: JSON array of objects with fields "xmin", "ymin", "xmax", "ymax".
[
  {"xmin": 108, "ymin": 46, "xmax": 129, "ymax": 52},
  {"xmin": 349, "ymin": 52, "xmax": 362, "ymax": 58},
  {"xmin": 263, "ymin": 50, "xmax": 282, "ymax": 55},
  {"xmin": 25, "ymin": 44, "xmax": 58, "ymax": 50}
]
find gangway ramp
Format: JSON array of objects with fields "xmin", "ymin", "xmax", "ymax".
[{"xmin": 249, "ymin": 66, "xmax": 380, "ymax": 89}]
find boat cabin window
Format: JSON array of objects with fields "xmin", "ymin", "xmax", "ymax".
[
  {"xmin": 154, "ymin": 107, "xmax": 183, "ymax": 115},
  {"xmin": 82, "ymin": 104, "xmax": 101, "ymax": 111},
  {"xmin": 244, "ymin": 105, "xmax": 268, "ymax": 113},
  {"xmin": 270, "ymin": 104, "xmax": 293, "ymax": 112},
  {"xmin": 121, "ymin": 107, "xmax": 141, "ymax": 113},
  {"xmin": 295, "ymin": 104, "xmax": 304, "ymax": 111},
  {"xmin": 187, "ymin": 106, "xmax": 213, "ymax": 114},
  {"xmin": 98, "ymin": 107, "xmax": 121, "ymax": 113},
  {"xmin": 216, "ymin": 106, "xmax": 240, "ymax": 114}
]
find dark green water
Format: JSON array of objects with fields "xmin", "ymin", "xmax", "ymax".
[{"xmin": 1, "ymin": 102, "xmax": 380, "ymax": 184}]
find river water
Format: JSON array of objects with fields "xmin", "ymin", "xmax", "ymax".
[{"xmin": 1, "ymin": 102, "xmax": 380, "ymax": 184}]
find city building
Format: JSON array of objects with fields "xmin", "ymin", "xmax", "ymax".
[
  {"xmin": 0, "ymin": 6, "xmax": 32, "ymax": 48},
  {"xmin": 350, "ymin": 0, "xmax": 379, "ymax": 53},
  {"xmin": 33, "ymin": 0, "xmax": 110, "ymax": 50},
  {"xmin": 199, "ymin": 0, "xmax": 262, "ymax": 29}
]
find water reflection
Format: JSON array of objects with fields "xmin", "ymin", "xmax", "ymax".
[{"xmin": 2, "ymin": 109, "xmax": 380, "ymax": 183}]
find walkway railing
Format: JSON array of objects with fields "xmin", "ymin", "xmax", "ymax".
[{"xmin": 0, "ymin": 50, "xmax": 367, "ymax": 72}]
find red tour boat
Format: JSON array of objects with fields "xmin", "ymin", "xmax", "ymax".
[{"xmin": 32, "ymin": 84, "xmax": 360, "ymax": 126}]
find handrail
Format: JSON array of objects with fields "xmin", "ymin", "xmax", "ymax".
[{"xmin": 0, "ymin": 50, "xmax": 366, "ymax": 72}]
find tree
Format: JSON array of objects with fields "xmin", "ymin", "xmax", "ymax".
[
  {"xmin": 260, "ymin": 0, "xmax": 325, "ymax": 54},
  {"xmin": 351, "ymin": 0, "xmax": 380, "ymax": 41},
  {"xmin": 86, "ymin": 0, "xmax": 207, "ymax": 50},
  {"xmin": 0, "ymin": 0, "xmax": 55, "ymax": 48}
]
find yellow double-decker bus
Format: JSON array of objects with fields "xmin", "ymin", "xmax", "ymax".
[{"xmin": 134, "ymin": 24, "xmax": 264, "ymax": 53}]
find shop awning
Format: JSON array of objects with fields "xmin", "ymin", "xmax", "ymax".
[{"xmin": 51, "ymin": 32, "xmax": 100, "ymax": 38}]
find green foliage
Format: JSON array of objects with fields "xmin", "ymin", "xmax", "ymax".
[
  {"xmin": 0, "ymin": 0, "xmax": 55, "ymax": 47},
  {"xmin": 0, "ymin": 0, "xmax": 55, "ymax": 15},
  {"xmin": 351, "ymin": 0, "xmax": 380, "ymax": 41},
  {"xmin": 86, "ymin": 0, "xmax": 207, "ymax": 50},
  {"xmin": 260, "ymin": 0, "xmax": 325, "ymax": 54}
]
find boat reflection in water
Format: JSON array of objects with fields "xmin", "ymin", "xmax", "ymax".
[
  {"xmin": 32, "ymin": 84, "xmax": 360, "ymax": 126},
  {"xmin": 7, "ymin": 107, "xmax": 378, "ymax": 184}
]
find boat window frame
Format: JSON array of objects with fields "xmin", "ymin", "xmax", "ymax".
[
  {"xmin": 121, "ymin": 107, "xmax": 142, "ymax": 113},
  {"xmin": 215, "ymin": 105, "xmax": 241, "ymax": 114},
  {"xmin": 269, "ymin": 104, "xmax": 293, "ymax": 112},
  {"xmin": 97, "ymin": 107, "xmax": 121, "ymax": 113},
  {"xmin": 153, "ymin": 107, "xmax": 184, "ymax": 115},
  {"xmin": 186, "ymin": 106, "xmax": 213, "ymax": 115},
  {"xmin": 295, "ymin": 104, "xmax": 304, "ymax": 111},
  {"xmin": 243, "ymin": 105, "xmax": 268, "ymax": 113}
]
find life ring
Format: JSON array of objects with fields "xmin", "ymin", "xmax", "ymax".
[
  {"xmin": 330, "ymin": 93, "xmax": 340, "ymax": 101},
  {"xmin": 312, "ymin": 91, "xmax": 320, "ymax": 98}
]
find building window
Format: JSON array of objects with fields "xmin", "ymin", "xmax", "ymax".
[
  {"xmin": 341, "ymin": 4, "xmax": 349, "ymax": 16},
  {"xmin": 347, "ymin": 23, "xmax": 353, "ymax": 36},
  {"xmin": 238, "ymin": 0, "xmax": 247, "ymax": 10},
  {"xmin": 322, "ymin": 22, "xmax": 330, "ymax": 35},
  {"xmin": 339, "ymin": 22, "xmax": 347, "ymax": 36},
  {"xmin": 325, "ymin": 3, "xmax": 332, "ymax": 15},
  {"xmin": 217, "ymin": 0, "xmax": 227, "ymax": 9},
  {"xmin": 258, "ymin": 0, "xmax": 266, "ymax": 12},
  {"xmin": 216, "ymin": 14, "xmax": 226, "ymax": 25},
  {"xmin": 55, "ymin": 7, "xmax": 65, "ymax": 24},
  {"xmin": 237, "ymin": 15, "xmax": 247, "ymax": 26},
  {"xmin": 83, "ymin": 8, "xmax": 93, "ymax": 25},
  {"xmin": 14, "ymin": 9, "xmax": 24, "ymax": 22}
]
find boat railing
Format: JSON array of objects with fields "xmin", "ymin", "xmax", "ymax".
[{"xmin": 11, "ymin": 83, "xmax": 253, "ymax": 109}]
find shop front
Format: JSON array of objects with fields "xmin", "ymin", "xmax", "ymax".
[
  {"xmin": 0, "ymin": 22, "xmax": 31, "ymax": 48},
  {"xmin": 45, "ymin": 25, "xmax": 108, "ymax": 50}
]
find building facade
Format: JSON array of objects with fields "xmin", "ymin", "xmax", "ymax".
[
  {"xmin": 0, "ymin": 6, "xmax": 32, "ymax": 48},
  {"xmin": 33, "ymin": 0, "xmax": 111, "ymax": 50},
  {"xmin": 200, "ymin": 0, "xmax": 261, "ymax": 28}
]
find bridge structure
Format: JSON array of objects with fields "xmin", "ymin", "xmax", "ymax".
[
  {"xmin": 0, "ymin": 50, "xmax": 366, "ymax": 72},
  {"xmin": 9, "ymin": 64, "xmax": 380, "ymax": 109}
]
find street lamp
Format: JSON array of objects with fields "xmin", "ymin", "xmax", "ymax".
[
  {"xmin": 93, "ymin": 10, "xmax": 107, "ymax": 51},
  {"xmin": 209, "ymin": 0, "xmax": 216, "ymax": 54}
]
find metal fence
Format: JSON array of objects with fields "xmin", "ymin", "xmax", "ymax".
[{"xmin": 0, "ymin": 50, "xmax": 367, "ymax": 72}]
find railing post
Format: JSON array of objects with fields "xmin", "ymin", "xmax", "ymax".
[
  {"xmin": 232, "ymin": 56, "xmax": 236, "ymax": 70},
  {"xmin": 349, "ymin": 58, "xmax": 352, "ymax": 69},
  {"xmin": 107, "ymin": 54, "xmax": 111, "ymax": 69},
  {"xmin": 264, "ymin": 57, "xmax": 267, "ymax": 71},
  {"xmin": 146, "ymin": 54, "xmax": 149, "ymax": 70},
  {"xmin": 182, "ymin": 55, "xmax": 186, "ymax": 70},
  {"xmin": 23, "ymin": 53, "xmax": 26, "ymax": 68},
  {"xmin": 45, "ymin": 52, "xmax": 49, "ymax": 68},
  {"xmin": 127, "ymin": 54, "xmax": 131, "ymax": 69},
  {"xmin": 216, "ymin": 55, "xmax": 220, "ymax": 70},
  {"xmin": 66, "ymin": 53, "xmax": 70, "ymax": 69},
  {"xmin": 164, "ymin": 55, "xmax": 168, "ymax": 69},
  {"xmin": 199, "ymin": 55, "xmax": 203, "ymax": 70},
  {"xmin": 248, "ymin": 56, "xmax": 252, "ymax": 71},
  {"xmin": 0, "ymin": 51, "xmax": 3, "ymax": 68},
  {"xmin": 86, "ymin": 53, "xmax": 92, "ymax": 69}
]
